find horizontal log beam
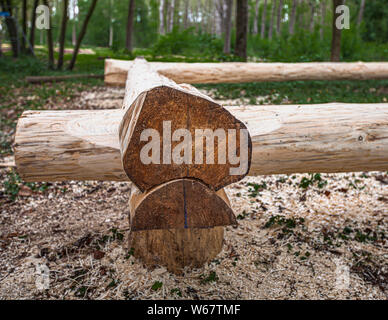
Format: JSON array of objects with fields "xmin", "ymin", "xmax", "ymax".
[
  {"xmin": 105, "ymin": 59, "xmax": 388, "ymax": 86},
  {"xmin": 15, "ymin": 103, "xmax": 388, "ymax": 182}
]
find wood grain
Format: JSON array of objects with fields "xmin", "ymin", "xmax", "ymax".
[
  {"xmin": 105, "ymin": 59, "xmax": 388, "ymax": 85},
  {"xmin": 15, "ymin": 103, "xmax": 388, "ymax": 181}
]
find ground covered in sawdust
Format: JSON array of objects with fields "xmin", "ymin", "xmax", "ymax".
[{"xmin": 0, "ymin": 87, "xmax": 387, "ymax": 300}]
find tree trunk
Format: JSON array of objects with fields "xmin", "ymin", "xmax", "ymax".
[
  {"xmin": 235, "ymin": 0, "xmax": 248, "ymax": 60},
  {"xmin": 125, "ymin": 0, "xmax": 135, "ymax": 52},
  {"xmin": 57, "ymin": 0, "xmax": 69, "ymax": 69},
  {"xmin": 309, "ymin": 0, "xmax": 315, "ymax": 33},
  {"xmin": 276, "ymin": 0, "xmax": 283, "ymax": 35},
  {"xmin": 183, "ymin": 0, "xmax": 189, "ymax": 29},
  {"xmin": 43, "ymin": 0, "xmax": 54, "ymax": 69},
  {"xmin": 357, "ymin": 0, "xmax": 365, "ymax": 27},
  {"xmin": 223, "ymin": 0, "xmax": 232, "ymax": 54},
  {"xmin": 320, "ymin": 0, "xmax": 327, "ymax": 39},
  {"xmin": 15, "ymin": 102, "xmax": 388, "ymax": 182},
  {"xmin": 289, "ymin": 0, "xmax": 297, "ymax": 35},
  {"xmin": 68, "ymin": 0, "xmax": 98, "ymax": 70},
  {"xmin": 260, "ymin": 0, "xmax": 267, "ymax": 38},
  {"xmin": 268, "ymin": 0, "xmax": 276, "ymax": 39},
  {"xmin": 331, "ymin": 0, "xmax": 343, "ymax": 62},
  {"xmin": 253, "ymin": 0, "xmax": 260, "ymax": 35},
  {"xmin": 0, "ymin": 0, "xmax": 19, "ymax": 57},
  {"xmin": 28, "ymin": 0, "xmax": 39, "ymax": 55},
  {"xmin": 21, "ymin": 0, "xmax": 27, "ymax": 53},
  {"xmin": 159, "ymin": 0, "xmax": 165, "ymax": 34},
  {"xmin": 72, "ymin": 0, "xmax": 77, "ymax": 46}
]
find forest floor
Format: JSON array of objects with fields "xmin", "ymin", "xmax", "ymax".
[{"xmin": 0, "ymin": 83, "xmax": 387, "ymax": 299}]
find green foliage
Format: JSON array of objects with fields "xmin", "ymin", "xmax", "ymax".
[
  {"xmin": 152, "ymin": 28, "xmax": 224, "ymax": 58},
  {"xmin": 299, "ymin": 173, "xmax": 327, "ymax": 189},
  {"xmin": 151, "ymin": 281, "xmax": 163, "ymax": 291},
  {"xmin": 2, "ymin": 170, "xmax": 21, "ymax": 201}
]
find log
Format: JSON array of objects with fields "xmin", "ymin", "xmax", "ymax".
[
  {"xmin": 128, "ymin": 184, "xmax": 231, "ymax": 273},
  {"xmin": 129, "ymin": 179, "xmax": 236, "ymax": 231},
  {"xmin": 25, "ymin": 74, "xmax": 103, "ymax": 83},
  {"xmin": 105, "ymin": 59, "xmax": 388, "ymax": 86},
  {"xmin": 119, "ymin": 58, "xmax": 251, "ymax": 192},
  {"xmin": 14, "ymin": 103, "xmax": 388, "ymax": 181},
  {"xmin": 129, "ymin": 226, "xmax": 224, "ymax": 274}
]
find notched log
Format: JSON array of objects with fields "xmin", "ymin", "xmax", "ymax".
[{"xmin": 129, "ymin": 179, "xmax": 236, "ymax": 231}]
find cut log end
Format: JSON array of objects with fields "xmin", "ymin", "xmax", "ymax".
[
  {"xmin": 120, "ymin": 85, "xmax": 252, "ymax": 192},
  {"xmin": 129, "ymin": 179, "xmax": 236, "ymax": 231},
  {"xmin": 128, "ymin": 227, "xmax": 224, "ymax": 274}
]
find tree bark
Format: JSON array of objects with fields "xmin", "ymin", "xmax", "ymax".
[
  {"xmin": 57, "ymin": 0, "xmax": 69, "ymax": 69},
  {"xmin": 159, "ymin": 0, "xmax": 165, "ymax": 34},
  {"xmin": 183, "ymin": 0, "xmax": 189, "ymax": 29},
  {"xmin": 331, "ymin": 0, "xmax": 343, "ymax": 62},
  {"xmin": 268, "ymin": 0, "xmax": 276, "ymax": 39},
  {"xmin": 125, "ymin": 0, "xmax": 135, "ymax": 52},
  {"xmin": 253, "ymin": 0, "xmax": 260, "ymax": 35},
  {"xmin": 357, "ymin": 0, "xmax": 365, "ymax": 27},
  {"xmin": 43, "ymin": 0, "xmax": 54, "ymax": 69},
  {"xmin": 276, "ymin": 0, "xmax": 283, "ymax": 35},
  {"xmin": 223, "ymin": 0, "xmax": 232, "ymax": 54},
  {"xmin": 289, "ymin": 0, "xmax": 297, "ymax": 35},
  {"xmin": 309, "ymin": 0, "xmax": 315, "ymax": 33},
  {"xmin": 0, "ymin": 0, "xmax": 19, "ymax": 57},
  {"xmin": 68, "ymin": 0, "xmax": 98, "ymax": 71},
  {"xmin": 21, "ymin": 0, "xmax": 27, "ymax": 53},
  {"xmin": 320, "ymin": 0, "xmax": 327, "ymax": 39},
  {"xmin": 15, "ymin": 103, "xmax": 388, "ymax": 182},
  {"xmin": 28, "ymin": 0, "xmax": 39, "ymax": 55},
  {"xmin": 235, "ymin": 0, "xmax": 248, "ymax": 60},
  {"xmin": 260, "ymin": 0, "xmax": 267, "ymax": 38}
]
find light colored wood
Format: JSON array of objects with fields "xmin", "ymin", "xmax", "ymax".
[
  {"xmin": 128, "ymin": 179, "xmax": 235, "ymax": 231},
  {"xmin": 14, "ymin": 103, "xmax": 388, "ymax": 181},
  {"xmin": 119, "ymin": 57, "xmax": 251, "ymax": 192},
  {"xmin": 105, "ymin": 59, "xmax": 388, "ymax": 85}
]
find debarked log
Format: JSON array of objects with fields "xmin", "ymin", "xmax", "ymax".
[
  {"xmin": 119, "ymin": 58, "xmax": 251, "ymax": 192},
  {"xmin": 105, "ymin": 59, "xmax": 388, "ymax": 86},
  {"xmin": 14, "ymin": 103, "xmax": 388, "ymax": 182}
]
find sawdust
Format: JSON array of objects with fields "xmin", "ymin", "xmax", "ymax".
[{"xmin": 0, "ymin": 86, "xmax": 387, "ymax": 300}]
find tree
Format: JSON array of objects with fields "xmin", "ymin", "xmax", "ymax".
[
  {"xmin": 252, "ymin": 0, "xmax": 260, "ymax": 35},
  {"xmin": 126, "ymin": 0, "xmax": 136, "ymax": 52},
  {"xmin": 276, "ymin": 0, "xmax": 283, "ymax": 35},
  {"xmin": 183, "ymin": 0, "xmax": 189, "ymax": 29},
  {"xmin": 57, "ymin": 0, "xmax": 69, "ymax": 69},
  {"xmin": 28, "ymin": 0, "xmax": 39, "ymax": 55},
  {"xmin": 0, "ymin": 0, "xmax": 19, "ymax": 57},
  {"xmin": 43, "ymin": 0, "xmax": 54, "ymax": 69},
  {"xmin": 309, "ymin": 0, "xmax": 315, "ymax": 33},
  {"xmin": 21, "ymin": 0, "xmax": 27, "ymax": 53},
  {"xmin": 289, "ymin": 0, "xmax": 297, "ymax": 35},
  {"xmin": 331, "ymin": 0, "xmax": 343, "ymax": 62},
  {"xmin": 260, "ymin": 0, "xmax": 267, "ymax": 38},
  {"xmin": 268, "ymin": 0, "xmax": 277, "ymax": 39},
  {"xmin": 68, "ymin": 0, "xmax": 98, "ymax": 70},
  {"xmin": 235, "ymin": 0, "xmax": 248, "ymax": 61},
  {"xmin": 357, "ymin": 0, "xmax": 365, "ymax": 27},
  {"xmin": 320, "ymin": 0, "xmax": 327, "ymax": 39},
  {"xmin": 223, "ymin": 0, "xmax": 232, "ymax": 54},
  {"xmin": 159, "ymin": 0, "xmax": 165, "ymax": 34}
]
